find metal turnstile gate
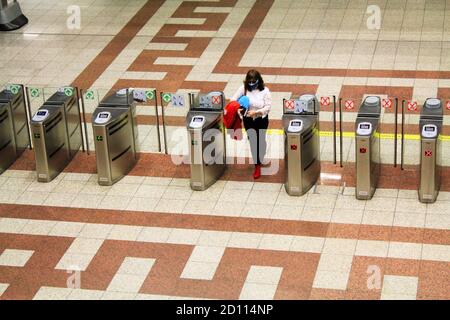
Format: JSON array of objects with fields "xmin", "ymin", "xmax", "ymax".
[
  {"xmin": 418, "ymin": 98, "xmax": 443, "ymax": 203},
  {"xmin": 0, "ymin": 85, "xmax": 29, "ymax": 174},
  {"xmin": 0, "ymin": 0, "xmax": 28, "ymax": 31},
  {"xmin": 355, "ymin": 96, "xmax": 381, "ymax": 200},
  {"xmin": 186, "ymin": 91, "xmax": 226, "ymax": 191},
  {"xmin": 92, "ymin": 89, "xmax": 139, "ymax": 186},
  {"xmin": 31, "ymin": 87, "xmax": 82, "ymax": 182},
  {"xmin": 283, "ymin": 94, "xmax": 320, "ymax": 196}
]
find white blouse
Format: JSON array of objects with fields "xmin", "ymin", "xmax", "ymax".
[{"xmin": 230, "ymin": 85, "xmax": 272, "ymax": 118}]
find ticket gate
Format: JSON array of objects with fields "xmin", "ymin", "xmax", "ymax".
[
  {"xmin": 0, "ymin": 85, "xmax": 29, "ymax": 174},
  {"xmin": 283, "ymin": 94, "xmax": 320, "ymax": 196},
  {"xmin": 186, "ymin": 91, "xmax": 226, "ymax": 191},
  {"xmin": 92, "ymin": 89, "xmax": 139, "ymax": 186},
  {"xmin": 355, "ymin": 96, "xmax": 381, "ymax": 200},
  {"xmin": 31, "ymin": 87, "xmax": 82, "ymax": 182},
  {"xmin": 0, "ymin": 0, "xmax": 28, "ymax": 31},
  {"xmin": 418, "ymin": 98, "xmax": 443, "ymax": 203}
]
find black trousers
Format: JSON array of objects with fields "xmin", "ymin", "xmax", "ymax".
[{"xmin": 243, "ymin": 116, "xmax": 269, "ymax": 165}]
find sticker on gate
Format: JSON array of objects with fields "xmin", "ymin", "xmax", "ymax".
[
  {"xmin": 171, "ymin": 94, "xmax": 185, "ymax": 107},
  {"xmin": 382, "ymin": 98, "xmax": 392, "ymax": 109},
  {"xmin": 320, "ymin": 96, "xmax": 331, "ymax": 106},
  {"xmin": 344, "ymin": 100, "xmax": 354, "ymax": 110},
  {"xmin": 211, "ymin": 95, "xmax": 221, "ymax": 105},
  {"xmin": 446, "ymin": 101, "xmax": 450, "ymax": 110},
  {"xmin": 425, "ymin": 150, "xmax": 432, "ymax": 157},
  {"xmin": 407, "ymin": 100, "xmax": 418, "ymax": 111},
  {"xmin": 284, "ymin": 99, "xmax": 295, "ymax": 111}
]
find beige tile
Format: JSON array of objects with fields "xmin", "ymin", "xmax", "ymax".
[
  {"xmin": 20, "ymin": 220, "xmax": 57, "ymax": 236},
  {"xmin": 49, "ymin": 221, "xmax": 85, "ymax": 237},
  {"xmin": 67, "ymin": 238, "xmax": 104, "ymax": 255},
  {"xmin": 362, "ymin": 210, "xmax": 394, "ymax": 226},
  {"xmin": 323, "ymin": 238, "xmax": 357, "ymax": 255},
  {"xmin": 117, "ymin": 257, "xmax": 155, "ymax": 276},
  {"xmin": 0, "ymin": 218, "xmax": 28, "ymax": 233},
  {"xmin": 212, "ymin": 201, "xmax": 244, "ymax": 217},
  {"xmin": 382, "ymin": 275, "xmax": 418, "ymax": 297},
  {"xmin": 228, "ymin": 232, "xmax": 263, "ymax": 249},
  {"xmin": 134, "ymin": 184, "xmax": 167, "ymax": 198},
  {"xmin": 312, "ymin": 270, "xmax": 350, "ymax": 290},
  {"xmin": 44, "ymin": 193, "xmax": 77, "ymax": 207},
  {"xmin": 290, "ymin": 236, "xmax": 325, "ymax": 253},
  {"xmin": 137, "ymin": 227, "xmax": 172, "ymax": 243},
  {"xmin": 0, "ymin": 249, "xmax": 34, "ymax": 267},
  {"xmin": 305, "ymin": 193, "xmax": 337, "ymax": 209},
  {"xmin": 79, "ymin": 224, "xmax": 113, "ymax": 239},
  {"xmin": 258, "ymin": 234, "xmax": 293, "ymax": 251},
  {"xmin": 421, "ymin": 244, "xmax": 450, "ymax": 262},
  {"xmin": 301, "ymin": 206, "xmax": 333, "ymax": 222},
  {"xmin": 245, "ymin": 266, "xmax": 283, "ymax": 285},
  {"xmin": 270, "ymin": 205, "xmax": 302, "ymax": 220},
  {"xmin": 126, "ymin": 197, "xmax": 158, "ymax": 212},
  {"xmin": 166, "ymin": 228, "xmax": 201, "ymax": 245},
  {"xmin": 55, "ymin": 253, "xmax": 94, "ymax": 271},
  {"xmin": 388, "ymin": 242, "xmax": 422, "ymax": 260},
  {"xmin": 182, "ymin": 200, "xmax": 215, "ymax": 215},
  {"xmin": 355, "ymin": 240, "xmax": 389, "ymax": 257},
  {"xmin": 239, "ymin": 283, "xmax": 278, "ymax": 300},
  {"xmin": 180, "ymin": 261, "xmax": 219, "ymax": 280},
  {"xmin": 317, "ymin": 254, "xmax": 353, "ymax": 272},
  {"xmin": 154, "ymin": 199, "xmax": 187, "ymax": 213},
  {"xmin": 98, "ymin": 195, "xmax": 131, "ymax": 210},
  {"xmin": 107, "ymin": 225, "xmax": 143, "ymax": 241},
  {"xmin": 33, "ymin": 287, "xmax": 72, "ymax": 300},
  {"xmin": 101, "ymin": 291, "xmax": 136, "ymax": 300},
  {"xmin": 241, "ymin": 203, "xmax": 273, "ymax": 218},
  {"xmin": 0, "ymin": 283, "xmax": 9, "ymax": 297},
  {"xmin": 198, "ymin": 230, "xmax": 231, "ymax": 247},
  {"xmin": 332, "ymin": 208, "xmax": 364, "ymax": 224},
  {"xmin": 189, "ymin": 246, "xmax": 225, "ymax": 263},
  {"xmin": 107, "ymin": 273, "xmax": 146, "ymax": 293},
  {"xmin": 67, "ymin": 289, "xmax": 103, "ymax": 300}
]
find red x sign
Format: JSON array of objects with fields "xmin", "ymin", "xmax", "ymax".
[
  {"xmin": 345, "ymin": 100, "xmax": 354, "ymax": 110},
  {"xmin": 446, "ymin": 101, "xmax": 450, "ymax": 110},
  {"xmin": 382, "ymin": 98, "xmax": 392, "ymax": 108},
  {"xmin": 425, "ymin": 150, "xmax": 432, "ymax": 157},
  {"xmin": 320, "ymin": 96, "xmax": 331, "ymax": 106},
  {"xmin": 212, "ymin": 95, "xmax": 221, "ymax": 105},
  {"xmin": 284, "ymin": 99, "xmax": 295, "ymax": 110},
  {"xmin": 407, "ymin": 101, "xmax": 418, "ymax": 111}
]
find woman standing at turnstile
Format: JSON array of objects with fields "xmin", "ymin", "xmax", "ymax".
[{"xmin": 231, "ymin": 69, "xmax": 272, "ymax": 179}]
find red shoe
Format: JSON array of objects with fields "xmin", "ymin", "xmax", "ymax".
[{"xmin": 253, "ymin": 164, "xmax": 261, "ymax": 179}]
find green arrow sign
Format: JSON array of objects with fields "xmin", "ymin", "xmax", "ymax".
[
  {"xmin": 10, "ymin": 85, "xmax": 20, "ymax": 95},
  {"xmin": 145, "ymin": 90, "xmax": 155, "ymax": 100},
  {"xmin": 85, "ymin": 90, "xmax": 95, "ymax": 100},
  {"xmin": 30, "ymin": 88, "xmax": 40, "ymax": 98},
  {"xmin": 64, "ymin": 87, "xmax": 74, "ymax": 96},
  {"xmin": 162, "ymin": 93, "xmax": 172, "ymax": 103}
]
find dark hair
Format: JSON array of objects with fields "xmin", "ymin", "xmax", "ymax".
[{"xmin": 244, "ymin": 69, "xmax": 265, "ymax": 92}]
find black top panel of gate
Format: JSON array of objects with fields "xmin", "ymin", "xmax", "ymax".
[
  {"xmin": 0, "ymin": 88, "xmax": 19, "ymax": 103},
  {"xmin": 190, "ymin": 91, "xmax": 224, "ymax": 112},
  {"xmin": 421, "ymin": 98, "xmax": 443, "ymax": 120},
  {"xmin": 357, "ymin": 96, "xmax": 381, "ymax": 118},
  {"xmin": 45, "ymin": 89, "xmax": 74, "ymax": 106},
  {"xmin": 99, "ymin": 90, "xmax": 133, "ymax": 108}
]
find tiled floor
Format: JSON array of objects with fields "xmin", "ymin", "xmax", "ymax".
[{"xmin": 0, "ymin": 0, "xmax": 449, "ymax": 300}]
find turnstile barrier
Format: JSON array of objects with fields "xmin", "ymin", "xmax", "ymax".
[
  {"xmin": 355, "ymin": 96, "xmax": 381, "ymax": 200},
  {"xmin": 30, "ymin": 86, "xmax": 82, "ymax": 182},
  {"xmin": 92, "ymin": 88, "xmax": 140, "ymax": 186},
  {"xmin": 0, "ymin": 0, "xmax": 28, "ymax": 31},
  {"xmin": 282, "ymin": 94, "xmax": 320, "ymax": 196},
  {"xmin": 0, "ymin": 84, "xmax": 30, "ymax": 174},
  {"xmin": 418, "ymin": 98, "xmax": 443, "ymax": 203},
  {"xmin": 186, "ymin": 91, "xmax": 226, "ymax": 191}
]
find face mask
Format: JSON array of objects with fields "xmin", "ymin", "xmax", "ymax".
[{"xmin": 247, "ymin": 80, "xmax": 259, "ymax": 91}]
